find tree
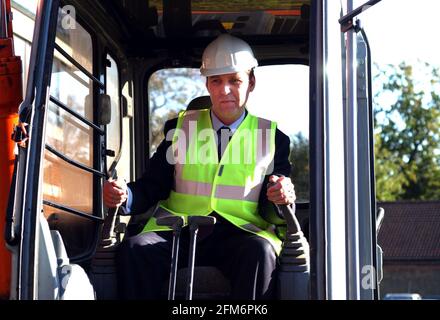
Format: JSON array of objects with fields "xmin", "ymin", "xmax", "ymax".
[
  {"xmin": 148, "ymin": 68, "xmax": 207, "ymax": 154},
  {"xmin": 374, "ymin": 62, "xmax": 440, "ymax": 200}
]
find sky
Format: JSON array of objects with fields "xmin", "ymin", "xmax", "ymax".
[
  {"xmin": 13, "ymin": 0, "xmax": 36, "ymax": 13},
  {"xmin": 359, "ymin": 0, "xmax": 440, "ymax": 67}
]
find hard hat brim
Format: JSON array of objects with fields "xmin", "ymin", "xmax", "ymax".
[{"xmin": 200, "ymin": 62, "xmax": 258, "ymax": 77}]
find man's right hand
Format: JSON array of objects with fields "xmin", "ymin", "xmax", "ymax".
[{"xmin": 103, "ymin": 178, "xmax": 128, "ymax": 208}]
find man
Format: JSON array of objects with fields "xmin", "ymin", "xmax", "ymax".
[{"xmin": 103, "ymin": 34, "xmax": 296, "ymax": 300}]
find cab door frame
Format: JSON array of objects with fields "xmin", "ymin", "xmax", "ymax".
[
  {"xmin": 12, "ymin": 0, "xmax": 60, "ymax": 300},
  {"xmin": 9, "ymin": 0, "xmax": 109, "ymax": 299}
]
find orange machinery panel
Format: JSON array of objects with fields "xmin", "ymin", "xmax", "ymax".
[{"xmin": 0, "ymin": 0, "xmax": 23, "ymax": 299}]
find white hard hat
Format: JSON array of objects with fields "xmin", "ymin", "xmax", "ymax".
[{"xmin": 200, "ymin": 34, "xmax": 258, "ymax": 77}]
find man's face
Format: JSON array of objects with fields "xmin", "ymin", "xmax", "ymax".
[{"xmin": 206, "ymin": 71, "xmax": 255, "ymax": 125}]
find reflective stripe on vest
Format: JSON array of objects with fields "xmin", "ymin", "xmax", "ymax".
[{"xmin": 142, "ymin": 109, "xmax": 281, "ymax": 253}]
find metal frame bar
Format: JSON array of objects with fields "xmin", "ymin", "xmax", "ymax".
[
  {"xmin": 49, "ymin": 95, "xmax": 105, "ymax": 134},
  {"xmin": 358, "ymin": 25, "xmax": 379, "ymax": 300},
  {"xmin": 45, "ymin": 143, "xmax": 105, "ymax": 177},
  {"xmin": 344, "ymin": 0, "xmax": 361, "ymax": 300},
  {"xmin": 355, "ymin": 29, "xmax": 374, "ymax": 300},
  {"xmin": 19, "ymin": 0, "xmax": 60, "ymax": 300},
  {"xmin": 339, "ymin": 0, "xmax": 382, "ymax": 32},
  {"xmin": 54, "ymin": 42, "xmax": 104, "ymax": 89},
  {"xmin": 43, "ymin": 200, "xmax": 103, "ymax": 222},
  {"xmin": 309, "ymin": 0, "xmax": 326, "ymax": 300}
]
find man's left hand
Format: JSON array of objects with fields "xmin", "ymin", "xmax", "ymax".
[{"xmin": 267, "ymin": 175, "xmax": 296, "ymax": 205}]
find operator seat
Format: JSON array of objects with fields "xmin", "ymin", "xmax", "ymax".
[{"xmin": 186, "ymin": 95, "xmax": 211, "ymax": 110}]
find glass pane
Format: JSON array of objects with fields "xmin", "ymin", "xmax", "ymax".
[
  {"xmin": 41, "ymin": 8, "xmax": 96, "ymax": 259},
  {"xmin": 12, "ymin": 35, "xmax": 32, "ymax": 98},
  {"xmin": 46, "ymin": 101, "xmax": 93, "ymax": 167},
  {"xmin": 50, "ymin": 58, "xmax": 94, "ymax": 122},
  {"xmin": 55, "ymin": 7, "xmax": 93, "ymax": 74},
  {"xmin": 43, "ymin": 150, "xmax": 93, "ymax": 214},
  {"xmin": 248, "ymin": 65, "xmax": 309, "ymax": 138},
  {"xmin": 13, "ymin": 0, "xmax": 37, "ymax": 14},
  {"xmin": 247, "ymin": 65, "xmax": 309, "ymax": 201},
  {"xmin": 148, "ymin": 68, "xmax": 208, "ymax": 155},
  {"xmin": 11, "ymin": 2, "xmax": 36, "ymax": 96},
  {"xmin": 117, "ymin": 82, "xmax": 134, "ymax": 182},
  {"xmin": 106, "ymin": 54, "xmax": 121, "ymax": 169}
]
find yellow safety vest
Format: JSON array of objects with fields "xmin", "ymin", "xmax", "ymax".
[{"xmin": 142, "ymin": 109, "xmax": 282, "ymax": 253}]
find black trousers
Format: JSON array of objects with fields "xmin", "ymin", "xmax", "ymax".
[{"xmin": 116, "ymin": 217, "xmax": 278, "ymax": 300}]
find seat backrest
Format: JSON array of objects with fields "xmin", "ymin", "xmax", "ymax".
[{"xmin": 187, "ymin": 95, "xmax": 211, "ymax": 110}]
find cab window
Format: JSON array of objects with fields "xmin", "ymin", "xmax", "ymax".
[
  {"xmin": 248, "ymin": 65, "xmax": 309, "ymax": 202},
  {"xmin": 148, "ymin": 68, "xmax": 208, "ymax": 155},
  {"xmin": 105, "ymin": 54, "xmax": 122, "ymax": 170},
  {"xmin": 42, "ymin": 10, "xmax": 96, "ymax": 259}
]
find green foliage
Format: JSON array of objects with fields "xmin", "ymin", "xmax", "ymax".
[
  {"xmin": 374, "ymin": 62, "xmax": 440, "ymax": 200},
  {"xmin": 289, "ymin": 132, "xmax": 309, "ymax": 201},
  {"xmin": 148, "ymin": 68, "xmax": 207, "ymax": 154}
]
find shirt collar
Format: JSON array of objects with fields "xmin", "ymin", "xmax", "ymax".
[{"xmin": 210, "ymin": 109, "xmax": 246, "ymax": 134}]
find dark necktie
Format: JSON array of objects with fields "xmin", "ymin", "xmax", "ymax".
[{"xmin": 217, "ymin": 126, "xmax": 231, "ymax": 159}]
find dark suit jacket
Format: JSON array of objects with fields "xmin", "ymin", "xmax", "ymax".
[{"xmin": 123, "ymin": 114, "xmax": 292, "ymax": 223}]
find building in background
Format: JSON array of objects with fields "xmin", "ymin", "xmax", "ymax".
[{"xmin": 378, "ymin": 201, "xmax": 440, "ymax": 299}]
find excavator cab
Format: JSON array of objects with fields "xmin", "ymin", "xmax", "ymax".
[{"xmin": 2, "ymin": 0, "xmax": 383, "ymax": 300}]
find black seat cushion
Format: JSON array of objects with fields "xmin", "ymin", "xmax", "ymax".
[{"xmin": 187, "ymin": 96, "xmax": 211, "ymax": 110}]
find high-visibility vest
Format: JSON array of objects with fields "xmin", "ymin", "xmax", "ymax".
[{"xmin": 142, "ymin": 109, "xmax": 282, "ymax": 253}]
